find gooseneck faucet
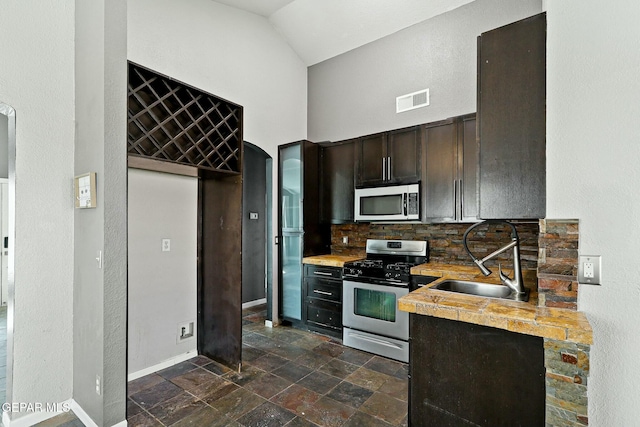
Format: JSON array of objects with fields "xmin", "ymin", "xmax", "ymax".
[{"xmin": 463, "ymin": 220, "xmax": 528, "ymax": 300}]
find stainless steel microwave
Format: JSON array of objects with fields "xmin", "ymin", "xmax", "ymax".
[{"xmin": 354, "ymin": 184, "xmax": 420, "ymax": 221}]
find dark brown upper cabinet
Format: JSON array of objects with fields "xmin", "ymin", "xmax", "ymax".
[
  {"xmin": 355, "ymin": 126, "xmax": 421, "ymax": 187},
  {"xmin": 477, "ymin": 12, "xmax": 546, "ymax": 219},
  {"xmin": 320, "ymin": 140, "xmax": 355, "ymax": 224},
  {"xmin": 423, "ymin": 114, "xmax": 479, "ymax": 223}
]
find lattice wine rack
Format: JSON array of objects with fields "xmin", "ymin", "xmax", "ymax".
[{"xmin": 127, "ymin": 62, "xmax": 242, "ymax": 173}]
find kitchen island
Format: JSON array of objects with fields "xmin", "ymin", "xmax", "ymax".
[{"xmin": 400, "ymin": 264, "xmax": 592, "ymax": 427}]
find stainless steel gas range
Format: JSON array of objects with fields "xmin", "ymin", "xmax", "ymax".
[{"xmin": 342, "ymin": 239, "xmax": 428, "ymax": 363}]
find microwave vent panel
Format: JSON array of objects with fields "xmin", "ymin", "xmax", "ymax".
[{"xmin": 396, "ymin": 89, "xmax": 429, "ymax": 113}]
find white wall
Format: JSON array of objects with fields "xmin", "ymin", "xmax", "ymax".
[
  {"xmin": 127, "ymin": 0, "xmax": 307, "ymax": 153},
  {"xmin": 128, "ymin": 169, "xmax": 198, "ymax": 374},
  {"xmin": 0, "ymin": 0, "xmax": 75, "ymax": 418},
  {"xmin": 128, "ymin": 0, "xmax": 308, "ymax": 323},
  {"xmin": 0, "ymin": 115, "xmax": 8, "ymax": 179},
  {"xmin": 73, "ymin": 1, "xmax": 128, "ymax": 424},
  {"xmin": 546, "ymin": 1, "xmax": 640, "ymax": 424},
  {"xmin": 308, "ymin": 0, "xmax": 542, "ymax": 142}
]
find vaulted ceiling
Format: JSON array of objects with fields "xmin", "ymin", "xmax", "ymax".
[{"xmin": 212, "ymin": 0, "xmax": 475, "ymax": 66}]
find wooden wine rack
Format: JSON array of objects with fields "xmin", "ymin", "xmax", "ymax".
[{"xmin": 127, "ymin": 62, "xmax": 242, "ymax": 173}]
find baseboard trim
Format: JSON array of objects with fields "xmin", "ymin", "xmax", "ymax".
[
  {"xmin": 128, "ymin": 350, "xmax": 198, "ymax": 382},
  {"xmin": 2, "ymin": 399, "xmax": 75, "ymax": 427},
  {"xmin": 242, "ymin": 298, "xmax": 266, "ymax": 309},
  {"xmin": 69, "ymin": 399, "xmax": 98, "ymax": 427},
  {"xmin": 0, "ymin": 398, "xmax": 128, "ymax": 427},
  {"xmin": 69, "ymin": 399, "xmax": 127, "ymax": 427}
]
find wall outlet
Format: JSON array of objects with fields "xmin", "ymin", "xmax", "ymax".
[
  {"xmin": 177, "ymin": 321, "xmax": 194, "ymax": 341},
  {"xmin": 162, "ymin": 238, "xmax": 171, "ymax": 252},
  {"xmin": 578, "ymin": 255, "xmax": 601, "ymax": 285},
  {"xmin": 95, "ymin": 375, "xmax": 101, "ymax": 395},
  {"xmin": 342, "ymin": 236, "xmax": 348, "ymax": 244}
]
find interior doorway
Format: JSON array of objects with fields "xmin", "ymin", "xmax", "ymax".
[{"xmin": 242, "ymin": 143, "xmax": 272, "ymax": 312}]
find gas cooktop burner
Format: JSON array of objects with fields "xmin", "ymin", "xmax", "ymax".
[
  {"xmin": 385, "ymin": 262, "xmax": 416, "ymax": 271},
  {"xmin": 349, "ymin": 259, "xmax": 383, "ymax": 268},
  {"xmin": 342, "ymin": 239, "xmax": 429, "ymax": 285}
]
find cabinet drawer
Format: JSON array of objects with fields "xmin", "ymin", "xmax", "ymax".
[
  {"xmin": 304, "ymin": 264, "xmax": 342, "ymax": 279},
  {"xmin": 305, "ymin": 278, "xmax": 341, "ymax": 303},
  {"xmin": 306, "ymin": 299, "xmax": 342, "ymax": 330}
]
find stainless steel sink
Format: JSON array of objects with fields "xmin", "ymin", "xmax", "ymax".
[{"xmin": 431, "ymin": 279, "xmax": 529, "ymax": 301}]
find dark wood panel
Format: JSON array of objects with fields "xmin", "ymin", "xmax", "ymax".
[
  {"xmin": 356, "ymin": 133, "xmax": 386, "ymax": 186},
  {"xmin": 388, "ymin": 126, "xmax": 421, "ymax": 184},
  {"xmin": 305, "ymin": 277, "xmax": 341, "ymax": 303},
  {"xmin": 304, "ymin": 264, "xmax": 342, "ymax": 280},
  {"xmin": 199, "ymin": 173, "xmax": 242, "ymax": 371},
  {"xmin": 409, "ymin": 315, "xmax": 545, "ymax": 426},
  {"xmin": 460, "ymin": 115, "xmax": 479, "ymax": 221},
  {"xmin": 303, "ymin": 141, "xmax": 330, "ymax": 256},
  {"xmin": 127, "ymin": 155, "xmax": 199, "ymax": 177},
  {"xmin": 306, "ymin": 298, "xmax": 342, "ymax": 330},
  {"xmin": 320, "ymin": 141, "xmax": 355, "ymax": 224},
  {"xmin": 424, "ymin": 121, "xmax": 457, "ymax": 222},
  {"xmin": 478, "ymin": 13, "xmax": 546, "ymax": 219}
]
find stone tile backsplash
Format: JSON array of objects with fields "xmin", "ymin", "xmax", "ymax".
[
  {"xmin": 537, "ymin": 219, "xmax": 580, "ymax": 310},
  {"xmin": 331, "ymin": 222, "xmax": 540, "ymax": 271}
]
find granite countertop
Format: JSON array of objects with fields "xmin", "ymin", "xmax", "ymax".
[
  {"xmin": 302, "ymin": 254, "xmax": 364, "ymax": 268},
  {"xmin": 400, "ymin": 263, "xmax": 593, "ymax": 345}
]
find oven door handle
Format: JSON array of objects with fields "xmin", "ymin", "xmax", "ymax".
[{"xmin": 347, "ymin": 332, "xmax": 404, "ymax": 349}]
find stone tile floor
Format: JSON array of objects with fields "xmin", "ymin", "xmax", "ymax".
[{"xmin": 38, "ymin": 305, "xmax": 408, "ymax": 427}]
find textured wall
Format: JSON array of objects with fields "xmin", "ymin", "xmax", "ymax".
[
  {"xmin": 128, "ymin": 169, "xmax": 198, "ymax": 375},
  {"xmin": 0, "ymin": 115, "xmax": 7, "ymax": 179},
  {"xmin": 127, "ymin": 0, "xmax": 307, "ymax": 158},
  {"xmin": 74, "ymin": 0, "xmax": 128, "ymax": 424},
  {"xmin": 546, "ymin": 0, "xmax": 640, "ymax": 424},
  {"xmin": 308, "ymin": 0, "xmax": 543, "ymax": 143},
  {"xmin": 0, "ymin": 0, "xmax": 75, "ymax": 416},
  {"xmin": 128, "ymin": 0, "xmax": 308, "ymax": 321}
]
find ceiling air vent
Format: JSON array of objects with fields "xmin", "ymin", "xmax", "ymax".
[{"xmin": 396, "ymin": 88, "xmax": 429, "ymax": 113}]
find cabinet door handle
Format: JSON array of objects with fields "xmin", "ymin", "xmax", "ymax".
[
  {"xmin": 459, "ymin": 179, "xmax": 464, "ymax": 220},
  {"xmin": 453, "ymin": 180, "xmax": 458, "ymax": 220},
  {"xmin": 313, "ymin": 271, "xmax": 333, "ymax": 276},
  {"xmin": 387, "ymin": 157, "xmax": 391, "ymax": 181},
  {"xmin": 382, "ymin": 158, "xmax": 386, "ymax": 181},
  {"xmin": 313, "ymin": 289, "xmax": 333, "ymax": 296}
]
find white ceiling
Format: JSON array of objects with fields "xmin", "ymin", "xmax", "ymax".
[{"xmin": 212, "ymin": 0, "xmax": 475, "ymax": 66}]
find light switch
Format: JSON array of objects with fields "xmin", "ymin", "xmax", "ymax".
[{"xmin": 162, "ymin": 239, "xmax": 171, "ymax": 252}]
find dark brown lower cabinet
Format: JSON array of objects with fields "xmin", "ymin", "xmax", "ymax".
[
  {"xmin": 303, "ymin": 264, "xmax": 342, "ymax": 338},
  {"xmin": 409, "ymin": 315, "xmax": 545, "ymax": 427}
]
